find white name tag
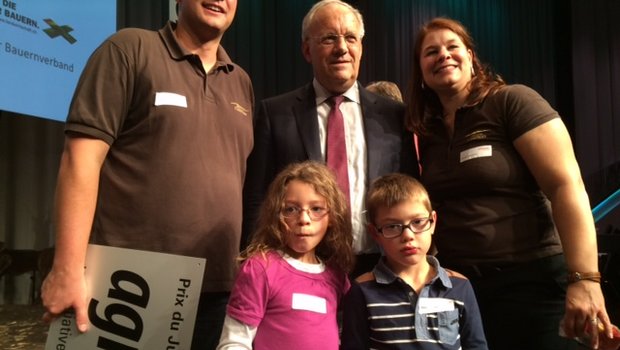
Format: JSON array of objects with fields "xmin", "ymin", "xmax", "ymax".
[
  {"xmin": 291, "ymin": 293, "xmax": 327, "ymax": 314},
  {"xmin": 460, "ymin": 145, "xmax": 492, "ymax": 162},
  {"xmin": 154, "ymin": 92, "xmax": 187, "ymax": 108},
  {"xmin": 418, "ymin": 297, "xmax": 455, "ymax": 314}
]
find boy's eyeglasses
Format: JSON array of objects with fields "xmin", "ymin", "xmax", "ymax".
[
  {"xmin": 281, "ymin": 206, "xmax": 329, "ymax": 221},
  {"xmin": 375, "ymin": 217, "xmax": 434, "ymax": 238}
]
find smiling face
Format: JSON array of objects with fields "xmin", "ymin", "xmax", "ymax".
[
  {"xmin": 302, "ymin": 3, "xmax": 363, "ymax": 94},
  {"xmin": 281, "ymin": 180, "xmax": 330, "ymax": 264},
  {"xmin": 419, "ymin": 28, "xmax": 473, "ymax": 96},
  {"xmin": 371, "ymin": 198, "xmax": 436, "ymax": 275},
  {"xmin": 176, "ymin": 0, "xmax": 237, "ymax": 40}
]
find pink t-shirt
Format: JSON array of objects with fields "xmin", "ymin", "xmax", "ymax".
[{"xmin": 226, "ymin": 251, "xmax": 350, "ymax": 350}]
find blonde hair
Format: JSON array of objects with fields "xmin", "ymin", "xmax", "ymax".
[
  {"xmin": 242, "ymin": 161, "xmax": 354, "ymax": 273},
  {"xmin": 365, "ymin": 173, "xmax": 432, "ymax": 225},
  {"xmin": 366, "ymin": 81, "xmax": 403, "ymax": 103}
]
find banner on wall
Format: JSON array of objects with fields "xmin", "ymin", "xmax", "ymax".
[
  {"xmin": 0, "ymin": 0, "xmax": 116, "ymax": 121},
  {"xmin": 44, "ymin": 244, "xmax": 206, "ymax": 350}
]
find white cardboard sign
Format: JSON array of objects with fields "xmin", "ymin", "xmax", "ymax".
[{"xmin": 45, "ymin": 244, "xmax": 205, "ymax": 350}]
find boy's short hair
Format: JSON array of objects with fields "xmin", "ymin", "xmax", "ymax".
[{"xmin": 365, "ymin": 173, "xmax": 431, "ymax": 225}]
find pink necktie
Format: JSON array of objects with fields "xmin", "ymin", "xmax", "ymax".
[{"xmin": 326, "ymin": 95, "xmax": 350, "ymax": 203}]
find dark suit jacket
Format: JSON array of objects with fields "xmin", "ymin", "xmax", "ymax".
[{"xmin": 241, "ymin": 82, "xmax": 419, "ymax": 248}]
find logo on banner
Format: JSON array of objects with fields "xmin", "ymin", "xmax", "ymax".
[{"xmin": 43, "ymin": 18, "xmax": 76, "ymax": 44}]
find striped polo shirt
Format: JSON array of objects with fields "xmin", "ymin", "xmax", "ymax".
[{"xmin": 341, "ymin": 256, "xmax": 488, "ymax": 349}]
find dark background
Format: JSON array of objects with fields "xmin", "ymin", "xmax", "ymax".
[
  {"xmin": 1, "ymin": 0, "xmax": 618, "ymax": 313},
  {"xmin": 119, "ymin": 0, "xmax": 620, "ymax": 203}
]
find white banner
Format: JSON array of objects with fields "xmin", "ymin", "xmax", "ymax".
[{"xmin": 45, "ymin": 244, "xmax": 205, "ymax": 350}]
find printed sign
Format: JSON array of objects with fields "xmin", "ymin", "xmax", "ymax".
[{"xmin": 45, "ymin": 244, "xmax": 205, "ymax": 350}]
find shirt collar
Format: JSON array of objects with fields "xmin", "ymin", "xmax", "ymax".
[
  {"xmin": 373, "ymin": 255, "xmax": 453, "ymax": 289},
  {"xmin": 312, "ymin": 79, "xmax": 360, "ymax": 106},
  {"xmin": 160, "ymin": 21, "xmax": 235, "ymax": 73}
]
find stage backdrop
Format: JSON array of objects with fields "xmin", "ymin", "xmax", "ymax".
[{"xmin": 1, "ymin": 0, "xmax": 618, "ymax": 304}]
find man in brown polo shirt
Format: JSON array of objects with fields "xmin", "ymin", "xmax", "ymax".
[{"xmin": 40, "ymin": 1, "xmax": 253, "ymax": 349}]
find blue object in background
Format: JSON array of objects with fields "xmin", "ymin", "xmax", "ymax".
[{"xmin": 593, "ymin": 188, "xmax": 620, "ymax": 223}]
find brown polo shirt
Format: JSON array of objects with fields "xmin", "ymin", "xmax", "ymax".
[
  {"xmin": 419, "ymin": 85, "xmax": 563, "ymax": 266},
  {"xmin": 65, "ymin": 21, "xmax": 254, "ymax": 291}
]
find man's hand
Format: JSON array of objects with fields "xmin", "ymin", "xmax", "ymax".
[{"xmin": 41, "ymin": 266, "xmax": 89, "ymax": 332}]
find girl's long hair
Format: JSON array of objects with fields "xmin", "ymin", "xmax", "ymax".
[{"xmin": 241, "ymin": 161, "xmax": 354, "ymax": 273}]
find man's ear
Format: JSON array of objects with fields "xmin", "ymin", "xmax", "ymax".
[{"xmin": 301, "ymin": 41, "xmax": 312, "ymax": 63}]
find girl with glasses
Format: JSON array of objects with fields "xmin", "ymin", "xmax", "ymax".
[{"xmin": 217, "ymin": 161, "xmax": 354, "ymax": 350}]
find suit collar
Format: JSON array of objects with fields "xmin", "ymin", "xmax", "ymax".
[
  {"xmin": 289, "ymin": 82, "xmax": 394, "ymax": 173},
  {"xmin": 312, "ymin": 79, "xmax": 361, "ymax": 105},
  {"xmin": 359, "ymin": 86, "xmax": 383, "ymax": 180},
  {"xmin": 293, "ymin": 85, "xmax": 322, "ymax": 161}
]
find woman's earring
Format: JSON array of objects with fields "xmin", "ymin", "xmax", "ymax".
[
  {"xmin": 471, "ymin": 66, "xmax": 476, "ymax": 77},
  {"xmin": 421, "ymin": 81, "xmax": 426, "ymax": 90}
]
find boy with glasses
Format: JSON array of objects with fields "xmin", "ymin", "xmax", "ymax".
[{"xmin": 340, "ymin": 173, "xmax": 488, "ymax": 350}]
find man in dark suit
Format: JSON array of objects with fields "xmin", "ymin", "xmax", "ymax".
[{"xmin": 242, "ymin": 0, "xmax": 418, "ymax": 277}]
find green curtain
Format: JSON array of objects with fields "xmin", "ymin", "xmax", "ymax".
[
  {"xmin": 222, "ymin": 0, "xmax": 316, "ymax": 102},
  {"xmin": 221, "ymin": 0, "xmax": 619, "ymax": 214},
  {"xmin": 223, "ymin": 0, "xmax": 560, "ymax": 108}
]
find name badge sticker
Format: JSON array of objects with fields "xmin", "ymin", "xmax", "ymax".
[
  {"xmin": 460, "ymin": 145, "xmax": 492, "ymax": 163},
  {"xmin": 291, "ymin": 293, "xmax": 327, "ymax": 314},
  {"xmin": 418, "ymin": 297, "xmax": 455, "ymax": 314},
  {"xmin": 154, "ymin": 92, "xmax": 187, "ymax": 108}
]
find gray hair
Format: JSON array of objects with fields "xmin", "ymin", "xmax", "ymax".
[{"xmin": 301, "ymin": 0, "xmax": 365, "ymax": 41}]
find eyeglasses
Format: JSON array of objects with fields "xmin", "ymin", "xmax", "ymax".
[
  {"xmin": 281, "ymin": 205, "xmax": 329, "ymax": 221},
  {"xmin": 311, "ymin": 33, "xmax": 361, "ymax": 47},
  {"xmin": 375, "ymin": 217, "xmax": 434, "ymax": 239}
]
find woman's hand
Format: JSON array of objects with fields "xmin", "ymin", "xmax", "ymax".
[{"xmin": 562, "ymin": 280, "xmax": 614, "ymax": 349}]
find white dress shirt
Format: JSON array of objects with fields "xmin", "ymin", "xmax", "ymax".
[{"xmin": 313, "ymin": 79, "xmax": 375, "ymax": 254}]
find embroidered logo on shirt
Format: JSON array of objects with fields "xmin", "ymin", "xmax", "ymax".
[
  {"xmin": 463, "ymin": 129, "xmax": 490, "ymax": 142},
  {"xmin": 231, "ymin": 102, "xmax": 249, "ymax": 116}
]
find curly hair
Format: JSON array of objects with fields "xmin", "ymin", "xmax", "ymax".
[
  {"xmin": 241, "ymin": 161, "xmax": 354, "ymax": 273},
  {"xmin": 405, "ymin": 17, "xmax": 505, "ymax": 135}
]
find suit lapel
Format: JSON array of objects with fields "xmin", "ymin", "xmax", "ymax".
[
  {"xmin": 360, "ymin": 87, "xmax": 381, "ymax": 180},
  {"xmin": 294, "ymin": 84, "xmax": 322, "ymax": 161}
]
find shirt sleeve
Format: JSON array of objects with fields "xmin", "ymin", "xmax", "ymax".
[
  {"xmin": 226, "ymin": 256, "xmax": 270, "ymax": 327},
  {"xmin": 501, "ymin": 84, "xmax": 560, "ymax": 141},
  {"xmin": 340, "ymin": 281, "xmax": 370, "ymax": 350},
  {"xmin": 216, "ymin": 314, "xmax": 257, "ymax": 350},
  {"xmin": 65, "ymin": 35, "xmax": 134, "ymax": 144}
]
